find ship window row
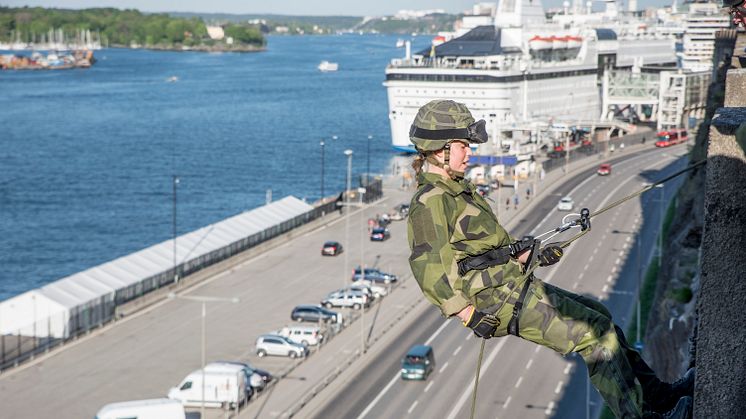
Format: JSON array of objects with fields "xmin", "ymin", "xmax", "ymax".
[{"xmin": 387, "ymin": 68, "xmax": 598, "ymax": 84}]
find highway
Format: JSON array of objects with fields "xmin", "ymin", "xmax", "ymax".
[
  {"xmin": 311, "ymin": 145, "xmax": 689, "ymax": 419},
  {"xmin": 0, "ymin": 143, "xmax": 689, "ymax": 419}
]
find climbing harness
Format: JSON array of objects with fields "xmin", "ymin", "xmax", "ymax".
[{"xmin": 467, "ymin": 159, "xmax": 706, "ymax": 419}]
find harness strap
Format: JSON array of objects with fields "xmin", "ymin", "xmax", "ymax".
[
  {"xmin": 508, "ymin": 275, "xmax": 533, "ymax": 337},
  {"xmin": 457, "ymin": 237, "xmax": 534, "ymax": 276}
]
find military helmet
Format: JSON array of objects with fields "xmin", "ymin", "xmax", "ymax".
[{"xmin": 409, "ymin": 99, "xmax": 488, "ymax": 152}]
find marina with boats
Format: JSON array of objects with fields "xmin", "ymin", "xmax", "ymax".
[{"xmin": 0, "ymin": 49, "xmax": 95, "ymax": 70}]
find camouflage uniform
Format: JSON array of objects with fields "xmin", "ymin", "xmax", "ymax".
[{"xmin": 407, "ymin": 164, "xmax": 661, "ymax": 419}]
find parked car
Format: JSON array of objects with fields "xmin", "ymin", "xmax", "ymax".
[
  {"xmin": 321, "ymin": 289, "xmax": 369, "ymax": 310},
  {"xmin": 370, "ymin": 227, "xmax": 391, "ymax": 242},
  {"xmin": 211, "ymin": 360, "xmax": 271, "ymax": 392},
  {"xmin": 255, "ymin": 334, "xmax": 308, "ymax": 358},
  {"xmin": 168, "ymin": 368, "xmax": 247, "ymax": 408},
  {"xmin": 204, "ymin": 362, "xmax": 255, "ymax": 401},
  {"xmin": 96, "ymin": 399, "xmax": 185, "ymax": 419},
  {"xmin": 275, "ymin": 325, "xmax": 324, "ymax": 346},
  {"xmin": 291, "ymin": 304, "xmax": 342, "ymax": 323},
  {"xmin": 321, "ymin": 241, "xmax": 343, "ymax": 256},
  {"xmin": 395, "ymin": 203, "xmax": 410, "ymax": 217},
  {"xmin": 388, "ymin": 211, "xmax": 405, "ymax": 221},
  {"xmin": 401, "ymin": 345, "xmax": 435, "ymax": 381},
  {"xmin": 597, "ymin": 163, "xmax": 611, "ymax": 176},
  {"xmin": 475, "ymin": 184, "xmax": 490, "ymax": 197},
  {"xmin": 352, "ymin": 267, "xmax": 398, "ymax": 284},
  {"xmin": 557, "ymin": 196, "xmax": 574, "ymax": 211},
  {"xmin": 351, "ymin": 280, "xmax": 389, "ymax": 298}
]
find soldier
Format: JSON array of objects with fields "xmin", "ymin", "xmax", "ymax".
[{"xmin": 406, "ymin": 100, "xmax": 693, "ymax": 419}]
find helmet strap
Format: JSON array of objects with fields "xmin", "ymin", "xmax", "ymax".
[{"xmin": 425, "ymin": 144, "xmax": 465, "ymax": 180}]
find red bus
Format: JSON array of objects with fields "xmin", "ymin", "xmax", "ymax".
[{"xmin": 655, "ymin": 129, "xmax": 688, "ymax": 147}]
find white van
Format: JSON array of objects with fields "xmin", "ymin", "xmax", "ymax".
[
  {"xmin": 168, "ymin": 367, "xmax": 247, "ymax": 408},
  {"xmin": 204, "ymin": 362, "xmax": 258, "ymax": 398},
  {"xmin": 95, "ymin": 398, "xmax": 185, "ymax": 419},
  {"xmin": 276, "ymin": 325, "xmax": 324, "ymax": 346}
]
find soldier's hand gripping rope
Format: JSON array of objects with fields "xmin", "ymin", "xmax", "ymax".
[{"xmin": 463, "ymin": 308, "xmax": 499, "ymax": 339}]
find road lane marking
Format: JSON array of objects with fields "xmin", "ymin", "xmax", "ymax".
[
  {"xmin": 607, "ymin": 275, "xmax": 613, "ymax": 283},
  {"xmin": 583, "ymin": 263, "xmax": 589, "ymax": 271},
  {"xmin": 615, "ymin": 258, "xmax": 621, "ymax": 265},
  {"xmin": 526, "ymin": 359, "xmax": 534, "ymax": 370},
  {"xmin": 593, "ymin": 248, "xmax": 598, "ymax": 255},
  {"xmin": 424, "ymin": 320, "xmax": 450, "ymax": 345},
  {"xmin": 424, "ymin": 381, "xmax": 434, "ymax": 393},
  {"xmin": 578, "ymin": 272, "xmax": 584, "ymax": 280},
  {"xmin": 515, "ymin": 376, "xmax": 523, "ymax": 388},
  {"xmin": 453, "ymin": 345, "xmax": 463, "ymax": 356},
  {"xmin": 602, "ymin": 284, "xmax": 608, "ymax": 293},
  {"xmin": 545, "ymin": 401, "xmax": 556, "ymax": 415},
  {"xmin": 555, "ymin": 381, "xmax": 563, "ymax": 394},
  {"xmin": 356, "ymin": 373, "xmax": 400, "ymax": 419},
  {"xmin": 407, "ymin": 400, "xmax": 419, "ymax": 414},
  {"xmin": 563, "ymin": 364, "xmax": 572, "ymax": 374},
  {"xmin": 534, "ymin": 346, "xmax": 540, "ymax": 354},
  {"xmin": 611, "ymin": 266, "xmax": 617, "ymax": 274},
  {"xmin": 503, "ymin": 396, "xmax": 512, "ymax": 409},
  {"xmin": 439, "ymin": 362, "xmax": 450, "ymax": 374},
  {"xmin": 445, "ymin": 338, "xmax": 509, "ymax": 419},
  {"xmin": 573, "ymin": 282, "xmax": 579, "ymax": 289}
]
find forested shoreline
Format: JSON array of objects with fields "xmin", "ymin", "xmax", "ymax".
[{"xmin": 0, "ymin": 7, "xmax": 265, "ymax": 51}]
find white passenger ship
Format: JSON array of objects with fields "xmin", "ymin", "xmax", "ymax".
[{"xmin": 384, "ymin": 0, "xmax": 678, "ymax": 152}]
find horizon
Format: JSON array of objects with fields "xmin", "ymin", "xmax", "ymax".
[{"xmin": 4, "ymin": 0, "xmax": 678, "ymax": 17}]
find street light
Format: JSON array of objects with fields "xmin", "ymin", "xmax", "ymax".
[
  {"xmin": 366, "ymin": 135, "xmax": 372, "ymax": 179},
  {"xmin": 655, "ymin": 184, "xmax": 664, "ymax": 268},
  {"xmin": 320, "ymin": 141, "xmax": 325, "ymax": 200},
  {"xmin": 172, "ymin": 175, "xmax": 180, "ymax": 284},
  {"xmin": 168, "ymin": 293, "xmax": 239, "ymax": 418},
  {"xmin": 344, "ymin": 149, "xmax": 353, "ymax": 290}
]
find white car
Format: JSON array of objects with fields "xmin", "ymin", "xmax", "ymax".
[
  {"xmin": 351, "ymin": 280, "xmax": 388, "ymax": 298},
  {"xmin": 275, "ymin": 325, "xmax": 324, "ymax": 346},
  {"xmin": 255, "ymin": 334, "xmax": 308, "ymax": 358},
  {"xmin": 321, "ymin": 289, "xmax": 369, "ymax": 309},
  {"xmin": 557, "ymin": 197, "xmax": 574, "ymax": 211}
]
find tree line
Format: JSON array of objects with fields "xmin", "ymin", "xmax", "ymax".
[{"xmin": 0, "ymin": 7, "xmax": 265, "ymax": 48}]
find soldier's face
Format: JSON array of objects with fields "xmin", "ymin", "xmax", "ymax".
[{"xmin": 448, "ymin": 140, "xmax": 472, "ymax": 172}]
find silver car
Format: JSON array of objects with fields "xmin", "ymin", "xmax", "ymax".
[
  {"xmin": 256, "ymin": 334, "xmax": 308, "ymax": 358},
  {"xmin": 321, "ymin": 289, "xmax": 369, "ymax": 310}
]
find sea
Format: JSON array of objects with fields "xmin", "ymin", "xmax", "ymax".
[{"xmin": 0, "ymin": 35, "xmax": 431, "ymax": 301}]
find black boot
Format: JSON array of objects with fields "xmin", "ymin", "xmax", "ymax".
[
  {"xmin": 643, "ymin": 396, "xmax": 692, "ymax": 419},
  {"xmin": 648, "ymin": 368, "xmax": 695, "ymax": 413}
]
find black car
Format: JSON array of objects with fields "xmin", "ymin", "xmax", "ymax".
[
  {"xmin": 370, "ymin": 227, "xmax": 390, "ymax": 242},
  {"xmin": 475, "ymin": 184, "xmax": 490, "ymax": 197},
  {"xmin": 395, "ymin": 203, "xmax": 410, "ymax": 217},
  {"xmin": 321, "ymin": 241, "xmax": 343, "ymax": 256},
  {"xmin": 351, "ymin": 267, "xmax": 398, "ymax": 284},
  {"xmin": 291, "ymin": 304, "xmax": 341, "ymax": 323}
]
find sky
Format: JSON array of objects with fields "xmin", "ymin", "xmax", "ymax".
[{"xmin": 3, "ymin": 0, "xmax": 673, "ymax": 16}]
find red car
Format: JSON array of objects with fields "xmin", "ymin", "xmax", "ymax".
[
  {"xmin": 597, "ymin": 164, "xmax": 611, "ymax": 176},
  {"xmin": 321, "ymin": 241, "xmax": 343, "ymax": 256}
]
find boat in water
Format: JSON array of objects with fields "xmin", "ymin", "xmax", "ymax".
[
  {"xmin": 318, "ymin": 60, "xmax": 339, "ymax": 72},
  {"xmin": 383, "ymin": 0, "xmax": 679, "ymax": 153}
]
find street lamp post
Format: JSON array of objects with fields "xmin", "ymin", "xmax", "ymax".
[
  {"xmin": 168, "ymin": 293, "xmax": 239, "ymax": 419},
  {"xmin": 358, "ymin": 188, "xmax": 367, "ymax": 354},
  {"xmin": 172, "ymin": 175, "xmax": 180, "ymax": 284},
  {"xmin": 656, "ymin": 184, "xmax": 664, "ymax": 268},
  {"xmin": 320, "ymin": 141, "xmax": 325, "ymax": 200},
  {"xmin": 367, "ymin": 135, "xmax": 372, "ymax": 179},
  {"xmin": 344, "ymin": 149, "xmax": 354, "ymax": 290}
]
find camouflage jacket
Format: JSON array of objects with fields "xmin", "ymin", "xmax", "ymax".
[{"xmin": 407, "ymin": 172, "xmax": 524, "ymax": 317}]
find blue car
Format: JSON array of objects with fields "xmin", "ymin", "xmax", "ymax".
[
  {"xmin": 370, "ymin": 227, "xmax": 390, "ymax": 241},
  {"xmin": 352, "ymin": 267, "xmax": 397, "ymax": 284}
]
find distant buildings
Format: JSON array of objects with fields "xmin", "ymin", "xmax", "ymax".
[{"xmin": 206, "ymin": 26, "xmax": 224, "ymax": 40}]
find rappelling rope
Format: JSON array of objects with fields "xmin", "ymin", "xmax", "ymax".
[{"xmin": 468, "ymin": 158, "xmax": 706, "ymax": 419}]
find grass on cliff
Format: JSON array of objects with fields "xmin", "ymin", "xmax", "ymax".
[{"xmin": 599, "ymin": 197, "xmax": 677, "ymax": 419}]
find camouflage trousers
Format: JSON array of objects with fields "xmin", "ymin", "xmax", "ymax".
[{"xmin": 484, "ymin": 278, "xmax": 662, "ymax": 419}]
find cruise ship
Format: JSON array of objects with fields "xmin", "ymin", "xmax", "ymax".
[{"xmin": 384, "ymin": 0, "xmax": 678, "ymax": 152}]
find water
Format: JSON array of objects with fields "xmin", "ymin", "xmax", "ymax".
[{"xmin": 0, "ymin": 35, "xmax": 430, "ymax": 301}]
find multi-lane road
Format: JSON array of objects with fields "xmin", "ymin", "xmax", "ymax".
[
  {"xmin": 312, "ymin": 145, "xmax": 688, "ymax": 419},
  {"xmin": 0, "ymin": 144, "xmax": 688, "ymax": 419}
]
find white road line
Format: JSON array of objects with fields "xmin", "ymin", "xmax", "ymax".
[
  {"xmin": 545, "ymin": 401, "xmax": 556, "ymax": 415},
  {"xmin": 607, "ymin": 275, "xmax": 613, "ymax": 283},
  {"xmin": 578, "ymin": 272, "xmax": 584, "ymax": 280},
  {"xmin": 602, "ymin": 234, "xmax": 607, "ymax": 241},
  {"xmin": 563, "ymin": 364, "xmax": 572, "ymax": 374},
  {"xmin": 515, "ymin": 376, "xmax": 523, "ymax": 388},
  {"xmin": 424, "ymin": 381, "xmax": 434, "ymax": 393},
  {"xmin": 453, "ymin": 345, "xmax": 463, "ymax": 356},
  {"xmin": 407, "ymin": 400, "xmax": 419, "ymax": 414},
  {"xmin": 526, "ymin": 359, "xmax": 534, "ymax": 370},
  {"xmin": 573, "ymin": 282, "xmax": 579, "ymax": 289},
  {"xmin": 534, "ymin": 346, "xmax": 540, "ymax": 354},
  {"xmin": 439, "ymin": 362, "xmax": 450, "ymax": 374},
  {"xmin": 503, "ymin": 395, "xmax": 512, "ymax": 409},
  {"xmin": 593, "ymin": 248, "xmax": 599, "ymax": 255},
  {"xmin": 583, "ymin": 263, "xmax": 590, "ymax": 271},
  {"xmin": 626, "ymin": 236, "xmax": 632, "ymax": 243},
  {"xmin": 615, "ymin": 258, "xmax": 621, "ymax": 265},
  {"xmin": 555, "ymin": 381, "xmax": 564, "ymax": 394},
  {"xmin": 465, "ymin": 333, "xmax": 473, "ymax": 341},
  {"xmin": 358, "ymin": 318, "xmax": 451, "ymax": 419},
  {"xmin": 602, "ymin": 284, "xmax": 608, "ymax": 293},
  {"xmin": 611, "ymin": 266, "xmax": 617, "ymax": 274},
  {"xmin": 589, "ymin": 255, "xmax": 595, "ymax": 263},
  {"xmin": 445, "ymin": 338, "xmax": 509, "ymax": 419},
  {"xmin": 425, "ymin": 320, "xmax": 450, "ymax": 345}
]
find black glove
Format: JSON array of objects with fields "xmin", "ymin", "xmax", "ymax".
[
  {"xmin": 464, "ymin": 310, "xmax": 499, "ymax": 339},
  {"xmin": 538, "ymin": 243, "xmax": 563, "ymax": 266}
]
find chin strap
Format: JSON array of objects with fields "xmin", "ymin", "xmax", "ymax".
[{"xmin": 425, "ymin": 144, "xmax": 465, "ymax": 180}]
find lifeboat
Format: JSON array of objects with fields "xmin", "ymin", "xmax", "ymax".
[
  {"xmin": 528, "ymin": 36, "xmax": 553, "ymax": 51},
  {"xmin": 551, "ymin": 36, "xmax": 568, "ymax": 49},
  {"xmin": 566, "ymin": 36, "xmax": 583, "ymax": 49}
]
